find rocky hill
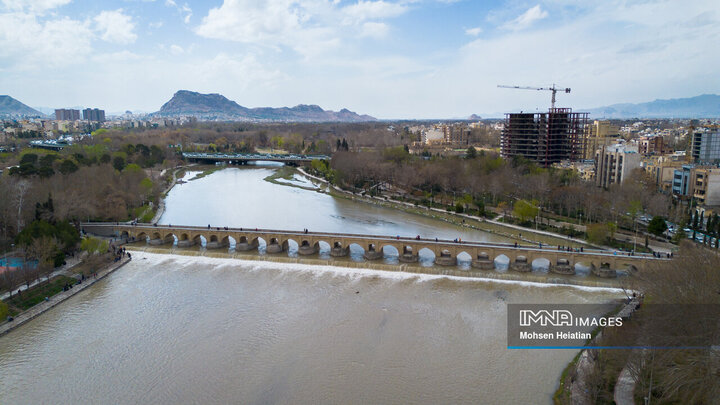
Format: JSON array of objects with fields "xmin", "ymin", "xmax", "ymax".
[
  {"xmin": 154, "ymin": 90, "xmax": 375, "ymax": 122},
  {"xmin": 0, "ymin": 95, "xmax": 45, "ymax": 118}
]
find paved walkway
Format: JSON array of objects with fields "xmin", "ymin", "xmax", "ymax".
[
  {"xmin": 614, "ymin": 366, "xmax": 637, "ymax": 405},
  {"xmin": 1, "ymin": 256, "xmax": 82, "ymax": 301},
  {"xmin": 0, "ymin": 257, "xmax": 130, "ymax": 337}
]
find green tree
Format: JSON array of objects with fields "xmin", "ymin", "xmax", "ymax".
[
  {"xmin": 113, "ymin": 156, "xmax": 126, "ymax": 171},
  {"xmin": 59, "ymin": 159, "xmax": 78, "ymax": 175},
  {"xmin": 20, "ymin": 153, "xmax": 38, "ymax": 166},
  {"xmin": 648, "ymin": 216, "xmax": 668, "ymax": 236},
  {"xmin": 465, "ymin": 146, "xmax": 477, "ymax": 159},
  {"xmin": 460, "ymin": 193, "xmax": 473, "ymax": 211},
  {"xmin": 39, "ymin": 154, "xmax": 58, "ymax": 168},
  {"xmin": 587, "ymin": 223, "xmax": 610, "ymax": 244},
  {"xmin": 80, "ymin": 237, "xmax": 108, "ymax": 254},
  {"xmin": 383, "ymin": 146, "xmax": 410, "ymax": 164},
  {"xmin": 38, "ymin": 166, "xmax": 55, "ymax": 178},
  {"xmin": 513, "ymin": 199, "xmax": 539, "ymax": 223}
]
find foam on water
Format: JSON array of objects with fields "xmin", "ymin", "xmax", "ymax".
[{"xmin": 133, "ymin": 251, "xmax": 627, "ymax": 295}]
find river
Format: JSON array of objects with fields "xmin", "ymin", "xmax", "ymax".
[{"xmin": 0, "ymin": 165, "xmax": 624, "ymax": 404}]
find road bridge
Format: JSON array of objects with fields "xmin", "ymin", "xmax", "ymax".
[
  {"xmin": 182, "ymin": 152, "xmax": 329, "ymax": 165},
  {"xmin": 82, "ymin": 223, "xmax": 671, "ymax": 278}
]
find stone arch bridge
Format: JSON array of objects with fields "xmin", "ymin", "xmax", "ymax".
[{"xmin": 82, "ymin": 223, "xmax": 670, "ymax": 278}]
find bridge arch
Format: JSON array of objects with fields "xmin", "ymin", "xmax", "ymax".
[
  {"xmin": 348, "ymin": 243, "xmax": 365, "ymax": 261},
  {"xmin": 222, "ymin": 235, "xmax": 236, "ymax": 249},
  {"xmin": 192, "ymin": 234, "xmax": 205, "ymax": 246},
  {"xmin": 573, "ymin": 260, "xmax": 592, "ymax": 277},
  {"xmin": 251, "ymin": 237, "xmax": 266, "ymax": 253},
  {"xmin": 456, "ymin": 251, "xmax": 472, "ymax": 264},
  {"xmin": 418, "ymin": 247, "xmax": 436, "ymax": 267},
  {"xmin": 380, "ymin": 245, "xmax": 400, "ymax": 259},
  {"xmin": 531, "ymin": 258, "xmax": 550, "ymax": 272},
  {"xmin": 281, "ymin": 238, "xmax": 299, "ymax": 255},
  {"xmin": 494, "ymin": 254, "xmax": 510, "ymax": 271},
  {"xmin": 315, "ymin": 240, "xmax": 331, "ymax": 256}
]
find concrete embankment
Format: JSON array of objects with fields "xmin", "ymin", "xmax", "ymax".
[
  {"xmin": 129, "ymin": 245, "xmax": 624, "ymax": 290},
  {"xmin": 0, "ymin": 258, "xmax": 131, "ymax": 337},
  {"xmin": 559, "ymin": 298, "xmax": 641, "ymax": 404}
]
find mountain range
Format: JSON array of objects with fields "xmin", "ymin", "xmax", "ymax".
[
  {"xmin": 153, "ymin": 90, "xmax": 376, "ymax": 122},
  {"xmin": 2, "ymin": 92, "xmax": 719, "ymax": 121},
  {"xmin": 0, "ymin": 95, "xmax": 45, "ymax": 118},
  {"xmin": 584, "ymin": 94, "xmax": 720, "ymax": 119}
]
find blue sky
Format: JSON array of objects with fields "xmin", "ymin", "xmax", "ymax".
[{"xmin": 1, "ymin": 0, "xmax": 719, "ymax": 118}]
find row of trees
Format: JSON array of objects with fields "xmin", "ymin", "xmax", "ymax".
[{"xmin": 328, "ymin": 149, "xmax": 679, "ymax": 229}]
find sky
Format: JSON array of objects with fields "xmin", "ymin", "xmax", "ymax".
[{"xmin": 1, "ymin": 0, "xmax": 719, "ymax": 119}]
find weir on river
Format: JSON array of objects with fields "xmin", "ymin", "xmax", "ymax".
[{"xmin": 82, "ymin": 223, "xmax": 670, "ymax": 278}]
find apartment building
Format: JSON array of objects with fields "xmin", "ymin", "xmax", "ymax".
[{"xmin": 594, "ymin": 144, "xmax": 641, "ymax": 188}]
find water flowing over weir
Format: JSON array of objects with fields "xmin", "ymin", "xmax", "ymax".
[
  {"xmin": 1, "ymin": 167, "xmax": 627, "ymax": 404},
  {"xmin": 0, "ymin": 253, "xmax": 624, "ymax": 404}
]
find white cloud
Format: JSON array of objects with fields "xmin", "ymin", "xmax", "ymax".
[
  {"xmin": 195, "ymin": 0, "xmax": 409, "ymax": 56},
  {"xmin": 0, "ymin": 12, "xmax": 93, "ymax": 69},
  {"xmin": 165, "ymin": 0, "xmax": 192, "ymax": 24},
  {"xmin": 91, "ymin": 50, "xmax": 144, "ymax": 63},
  {"xmin": 181, "ymin": 3, "xmax": 192, "ymax": 23},
  {"xmin": 94, "ymin": 9, "xmax": 137, "ymax": 44},
  {"xmin": 196, "ymin": 0, "xmax": 304, "ymax": 44},
  {"xmin": 359, "ymin": 21, "xmax": 389, "ymax": 38},
  {"xmin": 1, "ymin": 0, "xmax": 71, "ymax": 13},
  {"xmin": 501, "ymin": 5, "xmax": 547, "ymax": 31},
  {"xmin": 170, "ymin": 44, "xmax": 184, "ymax": 55},
  {"xmin": 465, "ymin": 26, "xmax": 482, "ymax": 36},
  {"xmin": 342, "ymin": 1, "xmax": 407, "ymax": 23},
  {"xmin": 192, "ymin": 53, "xmax": 287, "ymax": 89}
]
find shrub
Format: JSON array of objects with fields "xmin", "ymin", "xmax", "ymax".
[{"xmin": 80, "ymin": 237, "xmax": 108, "ymax": 254}]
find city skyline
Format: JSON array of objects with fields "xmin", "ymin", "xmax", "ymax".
[{"xmin": 1, "ymin": 0, "xmax": 719, "ymax": 119}]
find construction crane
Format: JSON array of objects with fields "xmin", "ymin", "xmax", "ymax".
[{"xmin": 497, "ymin": 84, "xmax": 571, "ymax": 109}]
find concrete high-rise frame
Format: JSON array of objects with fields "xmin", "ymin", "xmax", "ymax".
[{"xmin": 501, "ymin": 108, "xmax": 588, "ymax": 167}]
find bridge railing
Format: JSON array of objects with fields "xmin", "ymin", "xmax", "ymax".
[{"xmin": 82, "ymin": 222, "xmax": 669, "ymax": 260}]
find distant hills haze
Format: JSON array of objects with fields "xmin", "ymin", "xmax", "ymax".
[{"xmin": 2, "ymin": 92, "xmax": 720, "ymax": 120}]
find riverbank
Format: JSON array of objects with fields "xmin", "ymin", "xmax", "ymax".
[
  {"xmin": 297, "ymin": 167, "xmax": 598, "ymax": 249},
  {"xmin": 553, "ymin": 298, "xmax": 640, "ymax": 404},
  {"xmin": 0, "ymin": 257, "xmax": 131, "ymax": 337},
  {"xmin": 128, "ymin": 245, "xmax": 625, "ymax": 290}
]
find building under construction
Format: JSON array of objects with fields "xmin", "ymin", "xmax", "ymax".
[{"xmin": 501, "ymin": 108, "xmax": 588, "ymax": 167}]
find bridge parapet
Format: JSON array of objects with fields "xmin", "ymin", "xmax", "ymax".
[{"xmin": 87, "ymin": 223, "xmax": 670, "ymax": 276}]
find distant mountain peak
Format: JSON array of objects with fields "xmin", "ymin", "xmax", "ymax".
[
  {"xmin": 0, "ymin": 95, "xmax": 45, "ymax": 118},
  {"xmin": 155, "ymin": 90, "xmax": 375, "ymax": 122},
  {"xmin": 585, "ymin": 94, "xmax": 720, "ymax": 119}
]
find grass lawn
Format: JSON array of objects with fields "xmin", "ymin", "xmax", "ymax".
[{"xmin": 3, "ymin": 275, "xmax": 77, "ymax": 315}]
